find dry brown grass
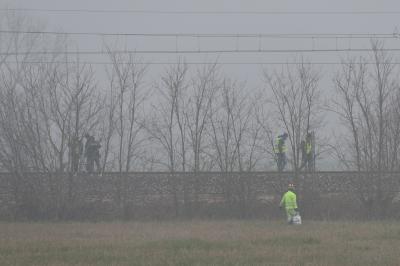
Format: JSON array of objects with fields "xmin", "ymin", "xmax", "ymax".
[{"xmin": 0, "ymin": 220, "xmax": 400, "ymax": 265}]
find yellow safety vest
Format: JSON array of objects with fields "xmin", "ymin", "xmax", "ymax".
[
  {"xmin": 280, "ymin": 190, "xmax": 298, "ymax": 210},
  {"xmin": 275, "ymin": 137, "xmax": 287, "ymax": 153},
  {"xmin": 306, "ymin": 142, "xmax": 312, "ymax": 155}
]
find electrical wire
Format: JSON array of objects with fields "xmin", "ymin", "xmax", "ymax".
[
  {"xmin": 1, "ymin": 48, "xmax": 400, "ymax": 56},
  {"xmin": 0, "ymin": 30, "xmax": 397, "ymax": 39},
  {"xmin": 2, "ymin": 8, "xmax": 400, "ymax": 15},
  {"xmin": 3, "ymin": 60, "xmax": 400, "ymax": 66}
]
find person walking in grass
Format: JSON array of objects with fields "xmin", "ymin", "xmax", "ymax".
[{"xmin": 279, "ymin": 183, "xmax": 299, "ymax": 224}]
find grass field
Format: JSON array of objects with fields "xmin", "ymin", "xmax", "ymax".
[{"xmin": 1, "ymin": 220, "xmax": 400, "ymax": 265}]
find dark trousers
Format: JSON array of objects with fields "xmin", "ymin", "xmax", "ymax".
[
  {"xmin": 277, "ymin": 153, "xmax": 286, "ymax": 172},
  {"xmin": 300, "ymin": 154, "xmax": 313, "ymax": 171},
  {"xmin": 86, "ymin": 158, "xmax": 94, "ymax": 173},
  {"xmin": 86, "ymin": 157, "xmax": 100, "ymax": 173},
  {"xmin": 71, "ymin": 158, "xmax": 79, "ymax": 173}
]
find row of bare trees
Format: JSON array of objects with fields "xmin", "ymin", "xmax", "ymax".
[
  {"xmin": 1, "ymin": 14, "xmax": 400, "ymax": 218},
  {"xmin": 1, "ymin": 33, "xmax": 399, "ymax": 175},
  {"xmin": 332, "ymin": 42, "xmax": 400, "ymax": 216}
]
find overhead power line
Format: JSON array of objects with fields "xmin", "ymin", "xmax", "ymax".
[
  {"xmin": 1, "ymin": 48, "xmax": 400, "ymax": 56},
  {"xmin": 5, "ymin": 60, "xmax": 400, "ymax": 66},
  {"xmin": 0, "ymin": 30, "xmax": 398, "ymax": 39},
  {"xmin": 2, "ymin": 8, "xmax": 400, "ymax": 15}
]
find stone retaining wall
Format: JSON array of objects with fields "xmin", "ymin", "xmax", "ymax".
[{"xmin": 0, "ymin": 171, "xmax": 399, "ymax": 220}]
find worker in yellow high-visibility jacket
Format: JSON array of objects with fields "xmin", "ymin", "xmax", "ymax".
[
  {"xmin": 274, "ymin": 133, "xmax": 288, "ymax": 172},
  {"xmin": 305, "ymin": 133, "xmax": 313, "ymax": 171},
  {"xmin": 279, "ymin": 183, "xmax": 299, "ymax": 224},
  {"xmin": 300, "ymin": 133, "xmax": 313, "ymax": 171}
]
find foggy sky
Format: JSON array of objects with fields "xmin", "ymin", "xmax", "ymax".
[{"xmin": 3, "ymin": 0, "xmax": 398, "ymax": 82}]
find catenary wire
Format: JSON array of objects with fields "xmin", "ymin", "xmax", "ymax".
[
  {"xmin": 0, "ymin": 30, "xmax": 398, "ymax": 39},
  {"xmin": 1, "ymin": 48, "xmax": 400, "ymax": 56},
  {"xmin": 2, "ymin": 8, "xmax": 400, "ymax": 15},
  {"xmin": 3, "ymin": 61, "xmax": 400, "ymax": 65}
]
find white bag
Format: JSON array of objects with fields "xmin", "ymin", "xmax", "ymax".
[{"xmin": 292, "ymin": 212, "xmax": 302, "ymax": 225}]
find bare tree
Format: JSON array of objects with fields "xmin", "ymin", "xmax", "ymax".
[
  {"xmin": 171, "ymin": 60, "xmax": 189, "ymax": 172},
  {"xmin": 41, "ymin": 57, "xmax": 102, "ymax": 173},
  {"xmin": 103, "ymin": 48, "xmax": 148, "ymax": 218},
  {"xmin": 0, "ymin": 11, "xmax": 68, "ymax": 174},
  {"xmin": 263, "ymin": 61, "xmax": 322, "ymax": 176},
  {"xmin": 0, "ymin": 13, "xmax": 94, "ymax": 218},
  {"xmin": 99, "ymin": 68, "xmax": 118, "ymax": 173},
  {"xmin": 254, "ymin": 93, "xmax": 277, "ymax": 171},
  {"xmin": 145, "ymin": 61, "xmax": 188, "ymax": 216},
  {"xmin": 209, "ymin": 78, "xmax": 257, "ymax": 172},
  {"xmin": 209, "ymin": 79, "xmax": 237, "ymax": 173},
  {"xmin": 0, "ymin": 12, "xmax": 48, "ymax": 173},
  {"xmin": 106, "ymin": 48, "xmax": 148, "ymax": 173},
  {"xmin": 208, "ymin": 78, "xmax": 261, "ymax": 215},
  {"xmin": 333, "ymin": 41, "xmax": 400, "ymax": 217},
  {"xmin": 146, "ymin": 62, "xmax": 187, "ymax": 171},
  {"xmin": 185, "ymin": 63, "xmax": 219, "ymax": 172}
]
